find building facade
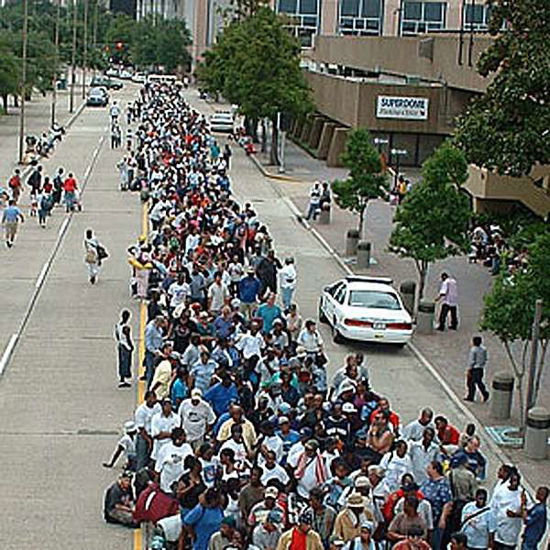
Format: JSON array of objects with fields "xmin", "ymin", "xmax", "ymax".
[{"xmin": 272, "ymin": 0, "xmax": 494, "ymax": 47}]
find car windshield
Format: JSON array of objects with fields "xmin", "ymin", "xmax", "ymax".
[{"xmin": 348, "ymin": 290, "xmax": 401, "ymax": 310}]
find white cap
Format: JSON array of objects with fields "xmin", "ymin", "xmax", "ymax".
[{"xmin": 191, "ymin": 388, "xmax": 203, "ymax": 398}]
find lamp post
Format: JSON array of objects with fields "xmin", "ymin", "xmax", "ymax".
[
  {"xmin": 82, "ymin": 0, "xmax": 88, "ymax": 99},
  {"xmin": 390, "ymin": 148, "xmax": 407, "ymax": 188},
  {"xmin": 18, "ymin": 0, "xmax": 29, "ymax": 165},
  {"xmin": 69, "ymin": 0, "xmax": 78, "ymax": 113},
  {"xmin": 51, "ymin": 0, "xmax": 61, "ymax": 126},
  {"xmin": 373, "ymin": 137, "xmax": 389, "ymax": 153}
]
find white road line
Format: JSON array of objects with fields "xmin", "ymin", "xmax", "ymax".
[
  {"xmin": 35, "ymin": 261, "xmax": 49, "ymax": 289},
  {"xmin": 58, "ymin": 218, "xmax": 69, "ymax": 237},
  {"xmin": 0, "ymin": 334, "xmax": 19, "ymax": 376}
]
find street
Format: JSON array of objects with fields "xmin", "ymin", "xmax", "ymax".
[{"xmin": 0, "ymin": 82, "xmax": 516, "ymax": 548}]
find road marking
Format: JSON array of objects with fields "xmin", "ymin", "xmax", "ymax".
[
  {"xmin": 58, "ymin": 218, "xmax": 69, "ymax": 237},
  {"xmin": 35, "ymin": 261, "xmax": 49, "ymax": 289},
  {"xmin": 133, "ymin": 525, "xmax": 142, "ymax": 550},
  {"xmin": 0, "ymin": 334, "xmax": 19, "ymax": 376}
]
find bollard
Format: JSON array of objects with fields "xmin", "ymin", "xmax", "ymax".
[
  {"xmin": 416, "ymin": 301, "xmax": 435, "ymax": 334},
  {"xmin": 357, "ymin": 241, "xmax": 371, "ymax": 269},
  {"xmin": 400, "ymin": 280, "xmax": 416, "ymax": 315},
  {"xmin": 524, "ymin": 407, "xmax": 550, "ymax": 460},
  {"xmin": 319, "ymin": 203, "xmax": 331, "ymax": 225},
  {"xmin": 345, "ymin": 229, "xmax": 360, "ymax": 256},
  {"xmin": 490, "ymin": 372, "xmax": 515, "ymax": 420}
]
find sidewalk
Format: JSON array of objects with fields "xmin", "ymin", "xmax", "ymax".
[
  {"xmin": 0, "ymin": 69, "xmax": 88, "ymax": 183},
  {"xmin": 253, "ymin": 137, "xmax": 549, "ymax": 490}
]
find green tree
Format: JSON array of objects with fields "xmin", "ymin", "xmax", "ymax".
[
  {"xmin": 481, "ymin": 232, "xmax": 550, "ymax": 425},
  {"xmin": 389, "ymin": 143, "xmax": 471, "ymax": 307},
  {"xmin": 331, "ymin": 128, "xmax": 388, "ymax": 236},
  {"xmin": 0, "ymin": 39, "xmax": 19, "ymax": 112},
  {"xmin": 454, "ymin": 0, "xmax": 550, "ymax": 177},
  {"xmin": 197, "ymin": 8, "xmax": 312, "ymax": 163}
]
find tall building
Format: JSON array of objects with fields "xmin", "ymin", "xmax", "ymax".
[{"xmin": 272, "ymin": 0, "xmax": 493, "ymax": 47}]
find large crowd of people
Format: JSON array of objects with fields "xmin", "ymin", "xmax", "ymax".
[{"xmin": 101, "ymin": 82, "xmax": 548, "ymax": 550}]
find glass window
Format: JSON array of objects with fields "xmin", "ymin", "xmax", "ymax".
[
  {"xmin": 299, "ymin": 0, "xmax": 318, "ymax": 14},
  {"xmin": 278, "ymin": 0, "xmax": 297, "ymax": 13},
  {"xmin": 361, "ymin": 0, "xmax": 381, "ymax": 17},
  {"xmin": 465, "ymin": 3, "xmax": 484, "ymax": 23},
  {"xmin": 341, "ymin": 0, "xmax": 359, "ymax": 17},
  {"xmin": 403, "ymin": 1, "xmax": 421, "ymax": 19},
  {"xmin": 348, "ymin": 291, "xmax": 401, "ymax": 310},
  {"xmin": 424, "ymin": 2, "xmax": 442, "ymax": 21},
  {"xmin": 335, "ymin": 286, "xmax": 347, "ymax": 304}
]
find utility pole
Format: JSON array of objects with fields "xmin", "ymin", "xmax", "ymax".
[
  {"xmin": 92, "ymin": 0, "xmax": 99, "ymax": 78},
  {"xmin": 525, "ymin": 299, "xmax": 543, "ymax": 417},
  {"xmin": 69, "ymin": 0, "xmax": 78, "ymax": 113},
  {"xmin": 18, "ymin": 0, "xmax": 29, "ymax": 164},
  {"xmin": 51, "ymin": 0, "xmax": 61, "ymax": 126},
  {"xmin": 82, "ymin": 0, "xmax": 89, "ymax": 99}
]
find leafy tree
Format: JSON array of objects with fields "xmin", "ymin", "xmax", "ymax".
[
  {"xmin": 454, "ymin": 0, "xmax": 550, "ymax": 177},
  {"xmin": 197, "ymin": 7, "xmax": 312, "ymax": 163},
  {"xmin": 331, "ymin": 128, "xmax": 388, "ymax": 236},
  {"xmin": 0, "ymin": 39, "xmax": 19, "ymax": 112},
  {"xmin": 481, "ymin": 232, "xmax": 550, "ymax": 425},
  {"xmin": 389, "ymin": 143, "xmax": 471, "ymax": 307}
]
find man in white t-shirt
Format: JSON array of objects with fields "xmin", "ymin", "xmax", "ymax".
[
  {"xmin": 155, "ymin": 427, "xmax": 193, "ymax": 493},
  {"xmin": 150, "ymin": 399, "xmax": 181, "ymax": 461},
  {"xmin": 490, "ymin": 470, "xmax": 523, "ymax": 549},
  {"xmin": 178, "ymin": 388, "xmax": 216, "ymax": 449},
  {"xmin": 208, "ymin": 271, "xmax": 230, "ymax": 315},
  {"xmin": 168, "ymin": 274, "xmax": 190, "ymax": 311},
  {"xmin": 436, "ymin": 272, "xmax": 459, "ymax": 331},
  {"xmin": 134, "ymin": 390, "xmax": 162, "ymax": 470}
]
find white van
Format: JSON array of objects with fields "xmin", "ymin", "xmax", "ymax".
[{"xmin": 146, "ymin": 74, "xmax": 178, "ymax": 84}]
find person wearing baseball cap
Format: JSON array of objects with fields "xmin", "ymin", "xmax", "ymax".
[
  {"xmin": 252, "ymin": 509, "xmax": 283, "ymax": 549},
  {"xmin": 102, "ymin": 420, "xmax": 137, "ymax": 470},
  {"xmin": 276, "ymin": 509, "xmax": 324, "ymax": 549},
  {"xmin": 342, "ymin": 521, "xmax": 376, "ymax": 550}
]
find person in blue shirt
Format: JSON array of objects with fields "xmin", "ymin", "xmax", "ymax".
[
  {"xmin": 2, "ymin": 199, "xmax": 25, "ymax": 248},
  {"xmin": 238, "ymin": 267, "xmax": 261, "ymax": 319},
  {"xmin": 521, "ymin": 486, "xmax": 548, "ymax": 550},
  {"xmin": 204, "ymin": 375, "xmax": 239, "ymax": 417},
  {"xmin": 170, "ymin": 367, "xmax": 189, "ymax": 410},
  {"xmin": 213, "ymin": 307, "xmax": 233, "ymax": 339},
  {"xmin": 256, "ymin": 293, "xmax": 282, "ymax": 334},
  {"xmin": 182, "ymin": 487, "xmax": 224, "ymax": 550},
  {"xmin": 190, "ymin": 351, "xmax": 218, "ymax": 394}
]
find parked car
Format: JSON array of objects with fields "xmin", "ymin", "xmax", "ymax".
[
  {"xmin": 86, "ymin": 86, "xmax": 109, "ymax": 107},
  {"xmin": 319, "ymin": 275, "xmax": 414, "ymax": 346},
  {"xmin": 132, "ymin": 72, "xmax": 147, "ymax": 83},
  {"xmin": 92, "ymin": 76, "xmax": 122, "ymax": 90},
  {"xmin": 119, "ymin": 69, "xmax": 133, "ymax": 79},
  {"xmin": 209, "ymin": 111, "xmax": 234, "ymax": 133},
  {"xmin": 105, "ymin": 67, "xmax": 119, "ymax": 77}
]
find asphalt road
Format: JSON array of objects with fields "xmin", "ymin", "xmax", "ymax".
[{"xmin": 0, "ymin": 83, "xmax": 506, "ymax": 549}]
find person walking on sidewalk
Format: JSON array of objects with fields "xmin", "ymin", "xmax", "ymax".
[
  {"xmin": 63, "ymin": 173, "xmax": 78, "ymax": 212},
  {"xmin": 84, "ymin": 228, "xmax": 106, "ymax": 284},
  {"xmin": 305, "ymin": 181, "xmax": 322, "ymax": 221},
  {"xmin": 8, "ymin": 169, "xmax": 22, "ymax": 203},
  {"xmin": 2, "ymin": 199, "xmax": 25, "ymax": 248},
  {"xmin": 436, "ymin": 273, "xmax": 458, "ymax": 331},
  {"xmin": 465, "ymin": 336, "xmax": 489, "ymax": 402},
  {"xmin": 279, "ymin": 257, "xmax": 297, "ymax": 311}
]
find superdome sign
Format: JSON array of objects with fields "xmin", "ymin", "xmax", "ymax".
[{"xmin": 376, "ymin": 96, "xmax": 429, "ymax": 120}]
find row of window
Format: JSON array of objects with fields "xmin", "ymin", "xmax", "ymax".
[{"xmin": 276, "ymin": 0, "xmax": 493, "ymax": 45}]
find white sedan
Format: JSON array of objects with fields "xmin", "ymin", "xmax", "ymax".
[{"xmin": 318, "ymin": 275, "xmax": 413, "ymax": 346}]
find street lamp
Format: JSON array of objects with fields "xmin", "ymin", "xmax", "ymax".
[
  {"xmin": 373, "ymin": 137, "xmax": 389, "ymax": 153},
  {"xmin": 18, "ymin": 0, "xmax": 29, "ymax": 164},
  {"xmin": 390, "ymin": 148, "xmax": 407, "ymax": 188}
]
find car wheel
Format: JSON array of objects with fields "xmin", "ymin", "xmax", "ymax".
[
  {"xmin": 318, "ymin": 301, "xmax": 328, "ymax": 323},
  {"xmin": 332, "ymin": 319, "xmax": 344, "ymax": 344},
  {"xmin": 394, "ymin": 343, "xmax": 406, "ymax": 349}
]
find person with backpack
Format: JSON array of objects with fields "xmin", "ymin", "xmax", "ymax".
[
  {"xmin": 37, "ymin": 187, "xmax": 53, "ymax": 228},
  {"xmin": 8, "ymin": 168, "xmax": 22, "ymax": 203},
  {"xmin": 84, "ymin": 228, "xmax": 107, "ymax": 284}
]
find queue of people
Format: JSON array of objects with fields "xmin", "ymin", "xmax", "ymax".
[{"xmin": 101, "ymin": 82, "xmax": 548, "ymax": 550}]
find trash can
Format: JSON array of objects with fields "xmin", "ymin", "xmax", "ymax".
[
  {"xmin": 345, "ymin": 229, "xmax": 360, "ymax": 256},
  {"xmin": 417, "ymin": 301, "xmax": 435, "ymax": 334},
  {"xmin": 357, "ymin": 241, "xmax": 371, "ymax": 269},
  {"xmin": 399, "ymin": 280, "xmax": 416, "ymax": 315},
  {"xmin": 490, "ymin": 372, "xmax": 514, "ymax": 420},
  {"xmin": 524, "ymin": 407, "xmax": 550, "ymax": 460},
  {"xmin": 319, "ymin": 203, "xmax": 331, "ymax": 225}
]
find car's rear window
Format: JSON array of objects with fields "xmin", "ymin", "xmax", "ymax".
[{"xmin": 348, "ymin": 290, "xmax": 401, "ymax": 310}]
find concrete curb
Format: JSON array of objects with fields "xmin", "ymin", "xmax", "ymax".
[
  {"xmin": 245, "ymin": 149, "xmax": 542, "ymax": 503},
  {"xmin": 248, "ymin": 153, "xmax": 306, "ymax": 183}
]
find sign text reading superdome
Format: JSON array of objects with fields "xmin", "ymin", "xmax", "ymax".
[{"xmin": 376, "ymin": 96, "xmax": 429, "ymax": 120}]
